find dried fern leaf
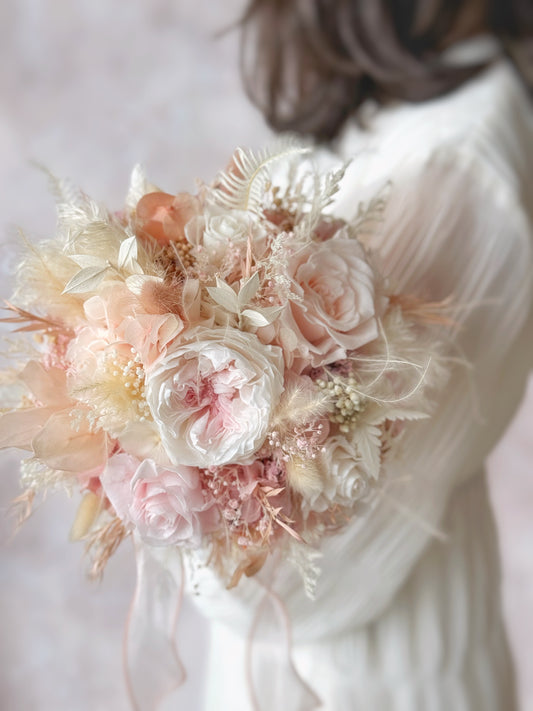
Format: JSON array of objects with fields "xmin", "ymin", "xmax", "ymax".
[{"xmin": 211, "ymin": 140, "xmax": 310, "ymax": 214}]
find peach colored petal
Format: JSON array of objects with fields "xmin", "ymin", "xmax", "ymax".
[
  {"xmin": 84, "ymin": 285, "xmax": 139, "ymax": 328},
  {"xmin": 135, "ymin": 191, "xmax": 175, "ymax": 244},
  {"xmin": 19, "ymin": 361, "xmax": 70, "ymax": 407},
  {"xmin": 117, "ymin": 421, "xmax": 169, "ymax": 464},
  {"xmin": 32, "ymin": 412, "xmax": 107, "ymax": 472},
  {"xmin": 135, "ymin": 191, "xmax": 200, "ymax": 245},
  {"xmin": 120, "ymin": 313, "xmax": 183, "ymax": 366},
  {"xmin": 0, "ymin": 407, "xmax": 56, "ymax": 450}
]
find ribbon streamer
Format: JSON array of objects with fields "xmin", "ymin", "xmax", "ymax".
[
  {"xmin": 125, "ymin": 539, "xmax": 322, "ymax": 710},
  {"xmin": 125, "ymin": 535, "xmax": 186, "ymax": 711},
  {"xmin": 246, "ymin": 569, "xmax": 323, "ymax": 711}
]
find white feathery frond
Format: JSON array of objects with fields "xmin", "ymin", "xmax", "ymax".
[
  {"xmin": 125, "ymin": 164, "xmax": 158, "ymax": 211},
  {"xmin": 349, "ymin": 181, "xmax": 392, "ymax": 242},
  {"xmin": 210, "ymin": 139, "xmax": 310, "ymax": 214},
  {"xmin": 32, "ymin": 162, "xmax": 86, "ymax": 208},
  {"xmin": 292, "ymin": 162, "xmax": 348, "ymax": 239},
  {"xmin": 271, "ymin": 382, "xmax": 331, "ymax": 431},
  {"xmin": 287, "ymin": 539, "xmax": 322, "ymax": 600}
]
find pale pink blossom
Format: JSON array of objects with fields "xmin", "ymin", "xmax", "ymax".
[
  {"xmin": 0, "ymin": 360, "xmax": 107, "ymax": 472},
  {"xmin": 145, "ymin": 328, "xmax": 285, "ymax": 468},
  {"xmin": 101, "ymin": 454, "xmax": 217, "ymax": 547},
  {"xmin": 83, "ymin": 284, "xmax": 139, "ymax": 331},
  {"xmin": 119, "ymin": 313, "xmax": 184, "ymax": 367},
  {"xmin": 208, "ymin": 459, "xmax": 290, "ymax": 530},
  {"xmin": 214, "ymin": 461, "xmax": 265, "ymax": 526}
]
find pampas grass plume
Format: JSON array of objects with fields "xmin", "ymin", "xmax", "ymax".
[
  {"xmin": 286, "ymin": 455, "xmax": 323, "ymax": 497},
  {"xmin": 70, "ymin": 491, "xmax": 102, "ymax": 541},
  {"xmin": 271, "ymin": 381, "xmax": 330, "ymax": 431}
]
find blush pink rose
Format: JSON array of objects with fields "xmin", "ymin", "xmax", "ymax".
[
  {"xmin": 267, "ymin": 235, "xmax": 381, "ymax": 372},
  {"xmin": 101, "ymin": 454, "xmax": 217, "ymax": 547},
  {"xmin": 145, "ymin": 328, "xmax": 284, "ymax": 468}
]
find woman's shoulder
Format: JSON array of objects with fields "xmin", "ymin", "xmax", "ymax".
[
  {"xmin": 330, "ymin": 57, "xmax": 533, "ymax": 304},
  {"xmin": 334, "ymin": 59, "xmax": 533, "ymax": 198}
]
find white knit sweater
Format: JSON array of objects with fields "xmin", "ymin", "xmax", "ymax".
[{"xmin": 190, "ymin": 59, "xmax": 533, "ymax": 711}]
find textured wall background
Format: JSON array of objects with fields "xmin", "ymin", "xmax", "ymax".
[{"xmin": 0, "ymin": 2, "xmax": 531, "ymax": 710}]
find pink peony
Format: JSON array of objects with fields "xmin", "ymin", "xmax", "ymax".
[
  {"xmin": 145, "ymin": 328, "xmax": 284, "ymax": 468},
  {"xmin": 101, "ymin": 454, "xmax": 217, "ymax": 547}
]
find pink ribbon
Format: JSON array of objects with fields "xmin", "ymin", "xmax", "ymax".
[
  {"xmin": 124, "ymin": 535, "xmax": 186, "ymax": 711},
  {"xmin": 124, "ymin": 539, "xmax": 322, "ymax": 710},
  {"xmin": 246, "ymin": 566, "xmax": 323, "ymax": 711}
]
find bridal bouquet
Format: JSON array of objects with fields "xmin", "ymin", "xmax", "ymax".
[
  {"xmin": 1, "ymin": 145, "xmax": 446, "ymax": 592},
  {"xmin": 1, "ymin": 146, "xmax": 451, "ymax": 711}
]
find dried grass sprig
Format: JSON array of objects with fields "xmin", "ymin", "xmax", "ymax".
[
  {"xmin": 8, "ymin": 489, "xmax": 35, "ymax": 531},
  {"xmin": 84, "ymin": 516, "xmax": 129, "ymax": 580},
  {"xmin": 389, "ymin": 294, "xmax": 457, "ymax": 327},
  {"xmin": 1, "ymin": 301, "xmax": 69, "ymax": 333}
]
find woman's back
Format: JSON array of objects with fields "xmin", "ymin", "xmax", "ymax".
[{"xmin": 195, "ymin": 57, "xmax": 533, "ymax": 710}]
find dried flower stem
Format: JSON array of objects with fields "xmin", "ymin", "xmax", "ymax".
[
  {"xmin": 8, "ymin": 489, "xmax": 35, "ymax": 531},
  {"xmin": 84, "ymin": 516, "xmax": 129, "ymax": 580}
]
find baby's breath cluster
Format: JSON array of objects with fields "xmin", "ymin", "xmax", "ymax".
[{"xmin": 267, "ymin": 421, "xmax": 326, "ymax": 460}]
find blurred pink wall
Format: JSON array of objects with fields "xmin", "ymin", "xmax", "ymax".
[{"xmin": 0, "ymin": 2, "xmax": 531, "ymax": 709}]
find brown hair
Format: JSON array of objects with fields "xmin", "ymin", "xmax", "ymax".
[{"xmin": 240, "ymin": 0, "xmax": 533, "ymax": 141}]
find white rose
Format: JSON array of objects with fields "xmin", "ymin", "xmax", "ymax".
[
  {"xmin": 309, "ymin": 435, "xmax": 370, "ymax": 513},
  {"xmin": 186, "ymin": 211, "xmax": 262, "ymax": 269},
  {"xmin": 145, "ymin": 328, "xmax": 284, "ymax": 467}
]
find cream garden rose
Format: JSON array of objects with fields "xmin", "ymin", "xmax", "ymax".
[
  {"xmin": 308, "ymin": 435, "xmax": 370, "ymax": 513},
  {"xmin": 145, "ymin": 328, "xmax": 284, "ymax": 468},
  {"xmin": 276, "ymin": 233, "xmax": 382, "ymax": 372}
]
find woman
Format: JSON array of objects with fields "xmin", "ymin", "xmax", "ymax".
[{"xmin": 187, "ymin": 2, "xmax": 533, "ymax": 710}]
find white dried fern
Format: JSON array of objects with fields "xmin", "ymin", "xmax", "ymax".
[
  {"xmin": 293, "ymin": 163, "xmax": 348, "ymax": 239},
  {"xmin": 210, "ymin": 139, "xmax": 310, "ymax": 214},
  {"xmin": 32, "ymin": 162, "xmax": 86, "ymax": 208},
  {"xmin": 287, "ymin": 538, "xmax": 323, "ymax": 600}
]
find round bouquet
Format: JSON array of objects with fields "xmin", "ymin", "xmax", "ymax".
[{"xmin": 0, "ymin": 143, "xmax": 448, "ymax": 708}]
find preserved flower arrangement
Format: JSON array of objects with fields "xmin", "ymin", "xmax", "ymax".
[{"xmin": 0, "ymin": 143, "xmax": 449, "ymax": 707}]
